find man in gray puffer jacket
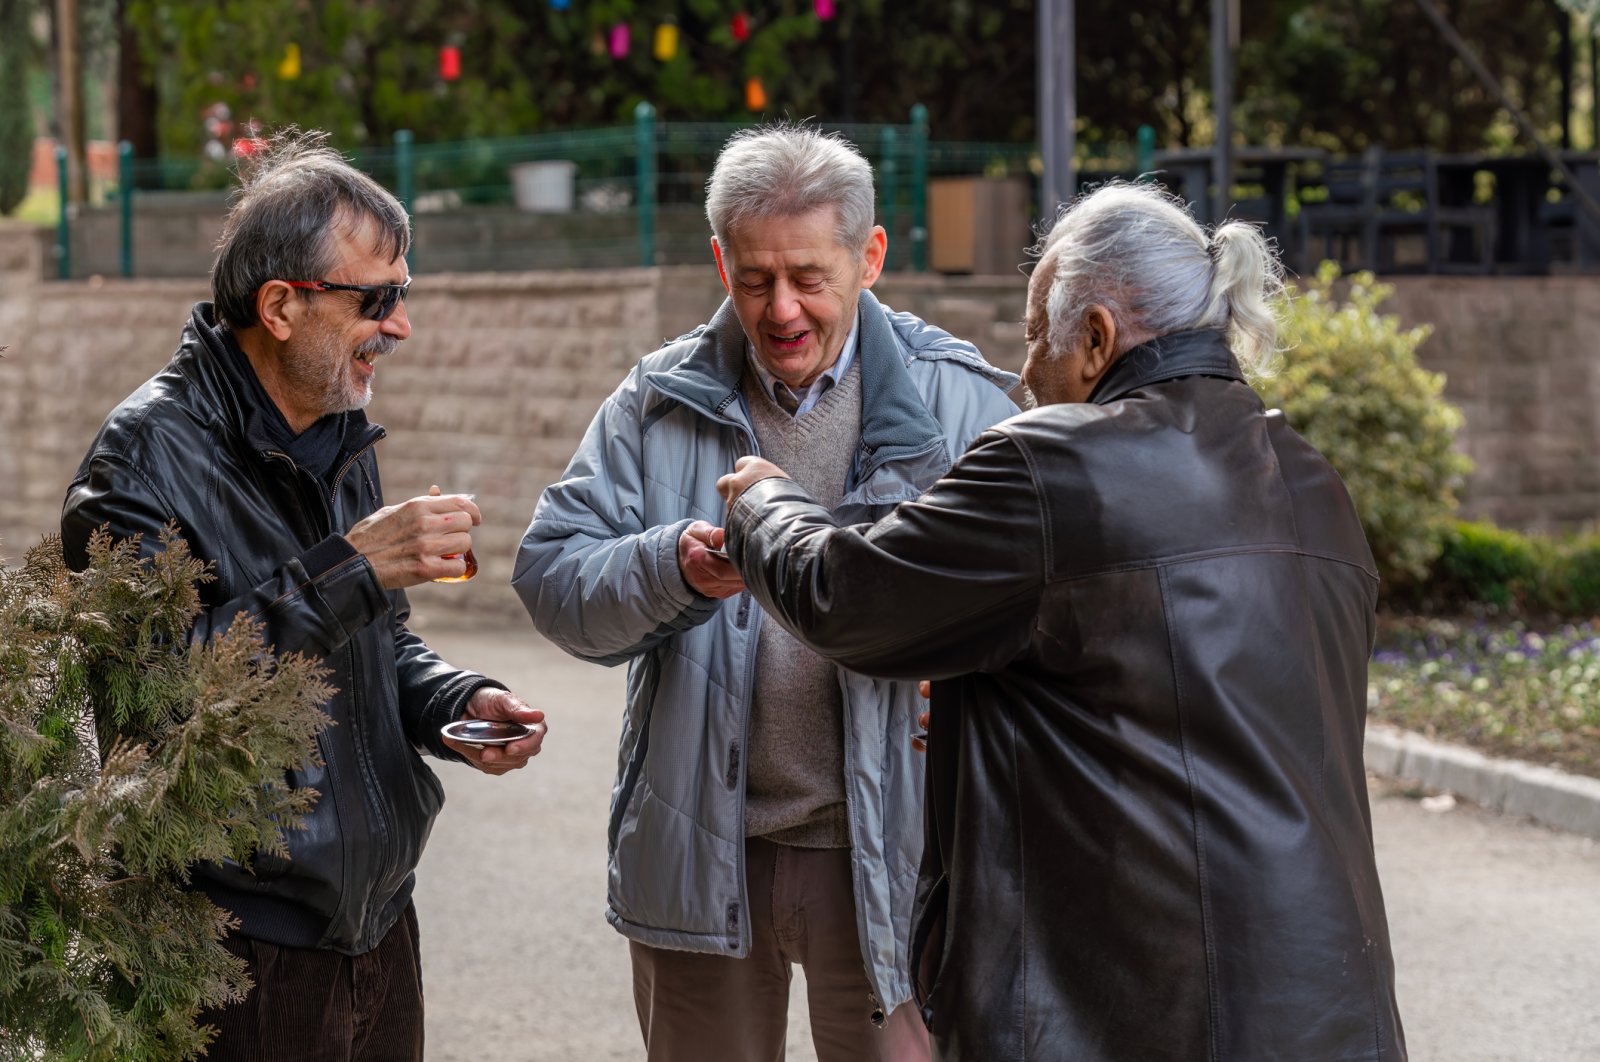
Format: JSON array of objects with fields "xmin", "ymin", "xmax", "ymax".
[{"xmin": 513, "ymin": 124, "xmax": 1017, "ymax": 1062}]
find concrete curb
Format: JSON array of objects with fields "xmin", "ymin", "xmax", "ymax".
[{"xmin": 1365, "ymin": 724, "xmax": 1600, "ymax": 840}]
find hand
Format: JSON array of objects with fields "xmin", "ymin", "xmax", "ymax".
[
  {"xmin": 679, "ymin": 521, "xmax": 744, "ymax": 599},
  {"xmin": 715, "ymin": 456, "xmax": 790, "ymax": 508},
  {"xmin": 444, "ymin": 688, "xmax": 547, "ymax": 775},
  {"xmin": 345, "ymin": 491, "xmax": 482, "ymax": 589},
  {"xmin": 913, "ymin": 680, "xmax": 931, "ymax": 753}
]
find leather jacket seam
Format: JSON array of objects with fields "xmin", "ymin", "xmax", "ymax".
[
  {"xmin": 1157, "ymin": 565, "xmax": 1223, "ymax": 1058},
  {"xmin": 1048, "ymin": 543, "xmax": 1379, "ymax": 584}
]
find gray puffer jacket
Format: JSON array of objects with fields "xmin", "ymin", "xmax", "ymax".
[{"xmin": 513, "ymin": 289, "xmax": 1017, "ymax": 1014}]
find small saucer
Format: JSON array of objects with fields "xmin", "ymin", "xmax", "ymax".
[{"xmin": 441, "ymin": 718, "xmax": 535, "ymax": 745}]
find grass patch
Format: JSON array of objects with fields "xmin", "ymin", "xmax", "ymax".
[{"xmin": 1370, "ymin": 616, "xmax": 1600, "ymax": 779}]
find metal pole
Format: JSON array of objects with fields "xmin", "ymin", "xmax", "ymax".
[
  {"xmin": 635, "ymin": 102, "xmax": 656, "ymax": 268},
  {"xmin": 909, "ymin": 103, "xmax": 928, "ymax": 273},
  {"xmin": 118, "ymin": 140, "xmax": 132, "ymax": 277},
  {"xmin": 1136, "ymin": 124, "xmax": 1155, "ymax": 179},
  {"xmin": 55, "ymin": 144, "xmax": 69, "ymax": 279},
  {"xmin": 879, "ymin": 126, "xmax": 898, "ymax": 272},
  {"xmin": 1037, "ymin": 0, "xmax": 1077, "ymax": 216},
  {"xmin": 394, "ymin": 129, "xmax": 414, "ymax": 270},
  {"xmin": 1210, "ymin": 0, "xmax": 1235, "ymax": 224}
]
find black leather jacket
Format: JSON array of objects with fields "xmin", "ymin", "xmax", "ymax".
[
  {"xmin": 62, "ymin": 303, "xmax": 498, "ymax": 956},
  {"xmin": 727, "ymin": 330, "xmax": 1406, "ymax": 1060}
]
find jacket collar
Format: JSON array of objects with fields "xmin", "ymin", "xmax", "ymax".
[
  {"xmin": 1088, "ymin": 328, "xmax": 1244, "ymax": 405},
  {"xmin": 178, "ymin": 301, "xmax": 385, "ymax": 458},
  {"xmin": 646, "ymin": 288, "xmax": 946, "ymax": 459}
]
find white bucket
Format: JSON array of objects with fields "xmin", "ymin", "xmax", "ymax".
[{"xmin": 511, "ymin": 160, "xmax": 577, "ymax": 212}]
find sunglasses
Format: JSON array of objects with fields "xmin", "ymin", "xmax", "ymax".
[{"xmin": 282, "ymin": 275, "xmax": 411, "ymax": 321}]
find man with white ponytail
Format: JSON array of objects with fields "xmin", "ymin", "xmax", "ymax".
[{"xmin": 718, "ymin": 181, "xmax": 1407, "ymax": 1061}]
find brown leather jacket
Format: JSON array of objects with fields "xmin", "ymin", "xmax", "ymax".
[{"xmin": 725, "ymin": 329, "xmax": 1406, "ymax": 1061}]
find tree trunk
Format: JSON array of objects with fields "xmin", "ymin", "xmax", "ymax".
[{"xmin": 115, "ymin": 0, "xmax": 158, "ymax": 172}]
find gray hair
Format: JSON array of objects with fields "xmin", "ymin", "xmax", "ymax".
[
  {"xmin": 705, "ymin": 123, "xmax": 876, "ymax": 254},
  {"xmin": 212, "ymin": 128, "xmax": 410, "ymax": 329},
  {"xmin": 1033, "ymin": 181, "xmax": 1284, "ymax": 373}
]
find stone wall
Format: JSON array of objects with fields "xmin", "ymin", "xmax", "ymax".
[{"xmin": 3, "ymin": 218, "xmax": 1598, "ymax": 630}]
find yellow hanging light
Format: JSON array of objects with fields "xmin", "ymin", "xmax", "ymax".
[
  {"xmin": 277, "ymin": 43, "xmax": 301, "ymax": 80},
  {"xmin": 654, "ymin": 24, "xmax": 679, "ymax": 61}
]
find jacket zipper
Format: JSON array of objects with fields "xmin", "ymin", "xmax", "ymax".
[
  {"xmin": 264, "ymin": 435, "xmax": 390, "ymax": 947},
  {"xmin": 728, "ymin": 417, "xmax": 761, "ymax": 955},
  {"xmin": 662, "ymin": 377, "xmax": 906, "ymax": 1006}
]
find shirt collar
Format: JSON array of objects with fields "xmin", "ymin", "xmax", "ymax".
[{"xmin": 746, "ymin": 315, "xmax": 860, "ymax": 416}]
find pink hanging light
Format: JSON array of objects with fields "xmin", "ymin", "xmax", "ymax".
[
  {"xmin": 815, "ymin": 0, "xmax": 836, "ymax": 20},
  {"xmin": 609, "ymin": 22, "xmax": 630, "ymax": 59}
]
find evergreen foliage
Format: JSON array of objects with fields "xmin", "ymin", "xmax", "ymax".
[
  {"xmin": 0, "ymin": 528, "xmax": 333, "ymax": 1061},
  {"xmin": 1254, "ymin": 262, "xmax": 1472, "ymax": 590}
]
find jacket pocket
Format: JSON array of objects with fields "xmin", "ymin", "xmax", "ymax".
[
  {"xmin": 608, "ymin": 649, "xmax": 660, "ymax": 855},
  {"xmin": 910, "ymin": 872, "xmax": 950, "ymax": 1011}
]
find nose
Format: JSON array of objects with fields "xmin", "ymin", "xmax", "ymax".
[
  {"xmin": 766, "ymin": 280, "xmax": 801, "ymax": 326},
  {"xmin": 381, "ymin": 298, "xmax": 412, "ymax": 340}
]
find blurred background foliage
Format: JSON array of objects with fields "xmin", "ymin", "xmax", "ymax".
[{"xmin": 3, "ymin": 0, "xmax": 1591, "ymax": 166}]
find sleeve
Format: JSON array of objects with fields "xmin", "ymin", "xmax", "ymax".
[
  {"xmin": 61, "ymin": 451, "xmax": 391, "ymax": 660},
  {"xmin": 725, "ymin": 428, "xmax": 1044, "ymax": 680},
  {"xmin": 390, "ymin": 592, "xmax": 505, "ymax": 760},
  {"xmin": 511, "ymin": 368, "xmax": 720, "ymax": 666}
]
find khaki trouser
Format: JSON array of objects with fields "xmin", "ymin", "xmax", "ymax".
[{"xmin": 630, "ymin": 837, "xmax": 931, "ymax": 1062}]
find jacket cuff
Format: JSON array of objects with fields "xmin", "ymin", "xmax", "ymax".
[
  {"xmin": 419, "ymin": 675, "xmax": 510, "ymax": 761},
  {"xmin": 728, "ymin": 475, "xmax": 808, "ymax": 539},
  {"xmin": 655, "ymin": 517, "xmax": 705, "ymax": 607},
  {"xmin": 301, "ymin": 534, "xmax": 361, "ymax": 579}
]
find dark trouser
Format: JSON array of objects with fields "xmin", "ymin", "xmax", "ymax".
[
  {"xmin": 195, "ymin": 902, "xmax": 425, "ymax": 1062},
  {"xmin": 630, "ymin": 837, "xmax": 931, "ymax": 1062}
]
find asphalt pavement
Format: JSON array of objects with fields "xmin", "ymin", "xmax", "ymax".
[{"xmin": 410, "ymin": 624, "xmax": 1600, "ymax": 1062}]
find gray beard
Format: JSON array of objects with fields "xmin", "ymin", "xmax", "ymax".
[{"xmin": 283, "ymin": 331, "xmax": 397, "ymax": 418}]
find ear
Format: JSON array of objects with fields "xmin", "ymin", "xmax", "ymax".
[
  {"xmin": 859, "ymin": 225, "xmax": 887, "ymax": 289},
  {"xmin": 1079, "ymin": 305, "xmax": 1119, "ymax": 385},
  {"xmin": 711, "ymin": 237, "xmax": 731, "ymax": 294},
  {"xmin": 255, "ymin": 280, "xmax": 301, "ymax": 343}
]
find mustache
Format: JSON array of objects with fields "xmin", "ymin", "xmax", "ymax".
[{"xmin": 357, "ymin": 334, "xmax": 399, "ymax": 358}]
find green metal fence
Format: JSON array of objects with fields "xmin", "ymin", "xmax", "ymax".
[{"xmin": 52, "ymin": 107, "xmax": 1140, "ymax": 280}]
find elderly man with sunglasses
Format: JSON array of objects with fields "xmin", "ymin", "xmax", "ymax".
[{"xmin": 61, "ymin": 130, "xmax": 545, "ymax": 1062}]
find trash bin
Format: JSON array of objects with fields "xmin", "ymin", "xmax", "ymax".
[{"xmin": 511, "ymin": 160, "xmax": 577, "ymax": 213}]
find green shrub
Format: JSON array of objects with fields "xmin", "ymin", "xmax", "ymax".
[
  {"xmin": 1254, "ymin": 261, "xmax": 1471, "ymax": 588},
  {"xmin": 1425, "ymin": 519, "xmax": 1600, "ymax": 619},
  {"xmin": 1554, "ymin": 535, "xmax": 1600, "ymax": 617},
  {"xmin": 1434, "ymin": 520, "xmax": 1545, "ymax": 611}
]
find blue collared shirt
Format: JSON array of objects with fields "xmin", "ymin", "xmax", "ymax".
[{"xmin": 747, "ymin": 318, "xmax": 860, "ymax": 417}]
